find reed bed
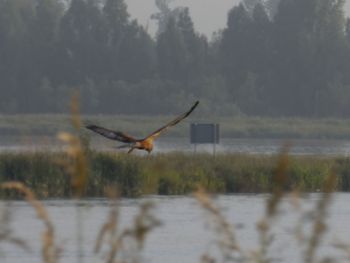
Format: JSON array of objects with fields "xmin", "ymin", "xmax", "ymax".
[{"xmin": 0, "ymin": 151, "xmax": 349, "ymax": 198}]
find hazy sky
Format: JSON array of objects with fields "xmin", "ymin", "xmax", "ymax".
[{"xmin": 126, "ymin": 0, "xmax": 350, "ymax": 38}]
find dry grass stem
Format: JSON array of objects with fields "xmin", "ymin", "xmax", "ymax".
[
  {"xmin": 266, "ymin": 143, "xmax": 290, "ymax": 216},
  {"xmin": 70, "ymin": 92, "xmax": 82, "ymax": 130},
  {"xmin": 195, "ymin": 188, "xmax": 243, "ymax": 262},
  {"xmin": 95, "ymin": 190, "xmax": 160, "ymax": 263},
  {"xmin": 255, "ymin": 144, "xmax": 290, "ymax": 263},
  {"xmin": 333, "ymin": 240, "xmax": 350, "ymax": 261},
  {"xmin": 57, "ymin": 93, "xmax": 88, "ymax": 198},
  {"xmin": 1, "ymin": 182, "xmax": 59, "ymax": 263},
  {"xmin": 303, "ymin": 173, "xmax": 337, "ymax": 263},
  {"xmin": 0, "ymin": 205, "xmax": 30, "ymax": 252},
  {"xmin": 94, "ymin": 189, "xmax": 119, "ymax": 254}
]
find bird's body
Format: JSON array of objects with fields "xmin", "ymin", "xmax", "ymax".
[
  {"xmin": 124, "ymin": 137, "xmax": 154, "ymax": 154},
  {"xmin": 86, "ymin": 101, "xmax": 199, "ymax": 154}
]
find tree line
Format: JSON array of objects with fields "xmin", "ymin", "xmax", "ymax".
[{"xmin": 0, "ymin": 0, "xmax": 350, "ymax": 117}]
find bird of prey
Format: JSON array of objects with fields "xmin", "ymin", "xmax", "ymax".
[{"xmin": 86, "ymin": 101, "xmax": 199, "ymax": 154}]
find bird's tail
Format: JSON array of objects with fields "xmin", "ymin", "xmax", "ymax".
[{"xmin": 127, "ymin": 148, "xmax": 135, "ymax": 154}]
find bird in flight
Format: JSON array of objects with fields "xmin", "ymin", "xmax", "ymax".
[{"xmin": 86, "ymin": 101, "xmax": 199, "ymax": 154}]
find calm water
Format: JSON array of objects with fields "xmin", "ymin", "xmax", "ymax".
[
  {"xmin": 2, "ymin": 136, "xmax": 350, "ymax": 155},
  {"xmin": 1, "ymin": 194, "xmax": 350, "ymax": 263}
]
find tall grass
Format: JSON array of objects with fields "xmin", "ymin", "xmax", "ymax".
[{"xmin": 0, "ymin": 152, "xmax": 349, "ymax": 198}]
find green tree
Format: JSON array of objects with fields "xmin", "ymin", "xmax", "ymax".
[
  {"xmin": 151, "ymin": 0, "xmax": 173, "ymax": 35},
  {"xmin": 272, "ymin": 0, "xmax": 348, "ymax": 116},
  {"xmin": 243, "ymin": 0, "xmax": 261, "ymax": 14},
  {"xmin": 102, "ymin": 0, "xmax": 155, "ymax": 82},
  {"xmin": 250, "ymin": 3, "xmax": 272, "ymax": 74},
  {"xmin": 176, "ymin": 7, "xmax": 208, "ymax": 82},
  {"xmin": 116, "ymin": 21, "xmax": 156, "ymax": 82},
  {"xmin": 219, "ymin": 2, "xmax": 272, "ymax": 114},
  {"xmin": 59, "ymin": 0, "xmax": 106, "ymax": 84},
  {"xmin": 346, "ymin": 18, "xmax": 350, "ymax": 43},
  {"xmin": 246, "ymin": 3, "xmax": 272, "ymax": 113},
  {"xmin": 31, "ymin": 0, "xmax": 63, "ymax": 85},
  {"xmin": 220, "ymin": 4, "xmax": 252, "ymax": 100},
  {"xmin": 103, "ymin": 0, "xmax": 129, "ymax": 48},
  {"xmin": 102, "ymin": 0, "xmax": 129, "ymax": 81},
  {"xmin": 34, "ymin": 0, "xmax": 62, "ymax": 45},
  {"xmin": 0, "ymin": 0, "xmax": 35, "ymax": 112},
  {"xmin": 156, "ymin": 7, "xmax": 208, "ymax": 84},
  {"xmin": 157, "ymin": 16, "xmax": 187, "ymax": 81},
  {"xmin": 265, "ymin": 0, "xmax": 280, "ymax": 18},
  {"xmin": 151, "ymin": 0, "xmax": 186, "ymax": 36}
]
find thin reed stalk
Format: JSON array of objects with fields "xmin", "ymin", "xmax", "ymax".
[
  {"xmin": 195, "ymin": 188, "xmax": 245, "ymax": 262},
  {"xmin": 0, "ymin": 204, "xmax": 30, "ymax": 253},
  {"xmin": 57, "ymin": 93, "xmax": 88, "ymax": 198},
  {"xmin": 58, "ymin": 93, "xmax": 90, "ymax": 263},
  {"xmin": 255, "ymin": 144, "xmax": 290, "ymax": 263},
  {"xmin": 303, "ymin": 173, "xmax": 337, "ymax": 263},
  {"xmin": 95, "ymin": 195, "xmax": 160, "ymax": 263},
  {"xmin": 1, "ymin": 182, "xmax": 60, "ymax": 263}
]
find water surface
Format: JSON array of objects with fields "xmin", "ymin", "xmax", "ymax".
[
  {"xmin": 2, "ymin": 136, "xmax": 350, "ymax": 155},
  {"xmin": 1, "ymin": 194, "xmax": 350, "ymax": 263}
]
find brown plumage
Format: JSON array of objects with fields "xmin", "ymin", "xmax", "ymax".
[{"xmin": 86, "ymin": 101, "xmax": 199, "ymax": 154}]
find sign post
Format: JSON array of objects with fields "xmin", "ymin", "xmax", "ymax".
[{"xmin": 190, "ymin": 123, "xmax": 220, "ymax": 155}]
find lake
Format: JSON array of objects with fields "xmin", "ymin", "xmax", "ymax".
[
  {"xmin": 1, "ymin": 136, "xmax": 350, "ymax": 155},
  {"xmin": 1, "ymin": 193, "xmax": 350, "ymax": 263}
]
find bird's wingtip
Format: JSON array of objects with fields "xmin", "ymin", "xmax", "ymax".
[
  {"xmin": 193, "ymin": 101, "xmax": 200, "ymax": 109},
  {"xmin": 188, "ymin": 101, "xmax": 199, "ymax": 113}
]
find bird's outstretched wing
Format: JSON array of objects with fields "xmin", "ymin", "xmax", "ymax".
[
  {"xmin": 145, "ymin": 101, "xmax": 199, "ymax": 140},
  {"xmin": 86, "ymin": 124, "xmax": 136, "ymax": 143}
]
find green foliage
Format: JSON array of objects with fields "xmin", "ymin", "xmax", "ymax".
[
  {"xmin": 347, "ymin": 18, "xmax": 350, "ymax": 43},
  {"xmin": 0, "ymin": 0, "xmax": 350, "ymax": 116},
  {"xmin": 89, "ymin": 153, "xmax": 143, "ymax": 196},
  {"xmin": 1, "ymin": 152, "xmax": 350, "ymax": 198},
  {"xmin": 333, "ymin": 157, "xmax": 350, "ymax": 191},
  {"xmin": 272, "ymin": 0, "xmax": 348, "ymax": 116},
  {"xmin": 0, "ymin": 153, "xmax": 69, "ymax": 198},
  {"xmin": 288, "ymin": 158, "xmax": 331, "ymax": 191}
]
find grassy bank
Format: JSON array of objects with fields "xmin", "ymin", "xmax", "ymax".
[
  {"xmin": 3, "ymin": 114, "xmax": 350, "ymax": 139},
  {"xmin": 0, "ymin": 151, "xmax": 349, "ymax": 198}
]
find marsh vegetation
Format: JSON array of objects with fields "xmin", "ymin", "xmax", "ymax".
[{"xmin": 0, "ymin": 151, "xmax": 350, "ymax": 198}]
